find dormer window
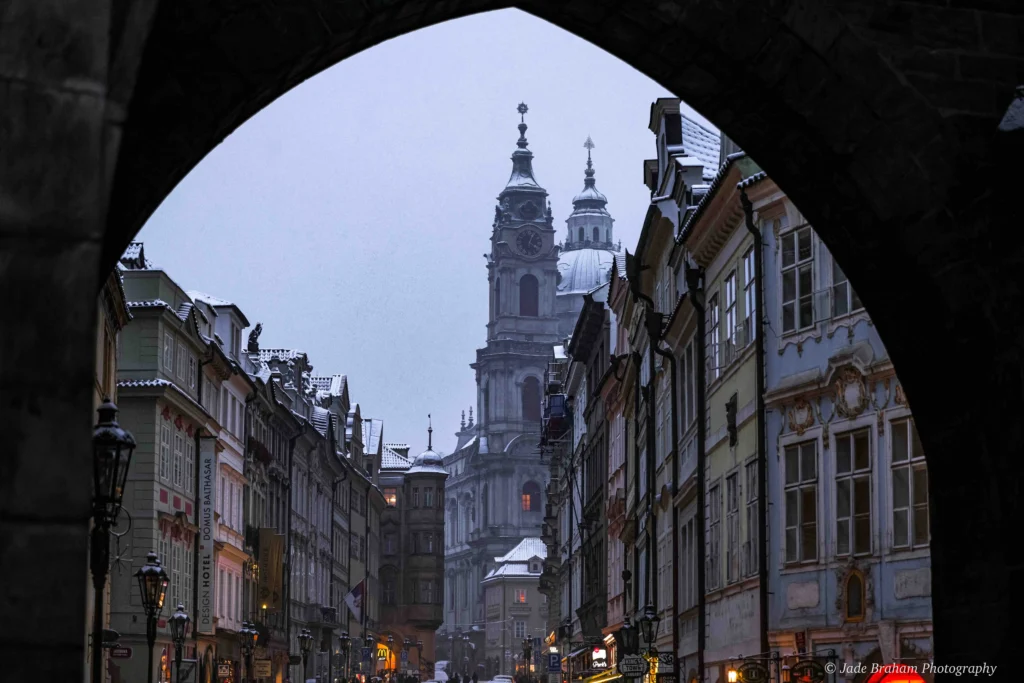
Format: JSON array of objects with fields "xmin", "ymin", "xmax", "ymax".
[{"xmin": 231, "ymin": 324, "xmax": 240, "ymax": 358}]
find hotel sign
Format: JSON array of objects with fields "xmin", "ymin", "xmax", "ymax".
[{"xmin": 197, "ymin": 438, "xmax": 217, "ymax": 634}]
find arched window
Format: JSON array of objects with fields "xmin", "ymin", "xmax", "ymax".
[
  {"xmin": 578, "ymin": 227, "xmax": 585, "ymax": 243},
  {"xmin": 519, "ymin": 274, "xmax": 539, "ymax": 317},
  {"xmin": 522, "ymin": 376, "xmax": 541, "ymax": 422},
  {"xmin": 593, "ymin": 227, "xmax": 600, "ymax": 242},
  {"xmin": 495, "ymin": 276, "xmax": 501, "ymax": 316},
  {"xmin": 522, "ymin": 481, "xmax": 542, "ymax": 512},
  {"xmin": 607, "ymin": 228, "xmax": 612, "ymax": 242},
  {"xmin": 845, "ymin": 570, "xmax": 865, "ymax": 621}
]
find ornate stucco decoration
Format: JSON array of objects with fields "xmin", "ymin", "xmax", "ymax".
[
  {"xmin": 835, "ymin": 559, "xmax": 874, "ymax": 626},
  {"xmin": 869, "ymin": 378, "xmax": 893, "ymax": 428},
  {"xmin": 787, "ymin": 398, "xmax": 815, "ymax": 435},
  {"xmin": 834, "ymin": 367, "xmax": 869, "ymax": 418},
  {"xmin": 894, "ymin": 382, "xmax": 908, "ymax": 407},
  {"xmin": 813, "ymin": 396, "xmax": 836, "ymax": 447}
]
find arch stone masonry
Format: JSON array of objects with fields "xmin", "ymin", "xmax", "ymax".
[{"xmin": 1, "ymin": 0, "xmax": 1022, "ymax": 678}]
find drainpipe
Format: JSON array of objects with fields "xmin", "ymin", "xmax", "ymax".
[
  {"xmin": 286, "ymin": 428, "xmax": 301, "ymax": 680},
  {"xmin": 650, "ymin": 340, "xmax": 679, "ymax": 662},
  {"xmin": 684, "ymin": 262, "xmax": 707, "ymax": 683},
  {"xmin": 740, "ymin": 191, "xmax": 770, "ymax": 657},
  {"xmin": 631, "ymin": 351, "xmax": 642, "ymax": 613}
]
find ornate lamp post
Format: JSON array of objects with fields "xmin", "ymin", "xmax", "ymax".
[
  {"xmin": 240, "ymin": 621, "xmax": 259, "ymax": 683},
  {"xmin": 299, "ymin": 628, "xmax": 314, "ymax": 682},
  {"xmin": 416, "ymin": 639, "xmax": 424, "ymax": 678},
  {"xmin": 522, "ymin": 638, "xmax": 533, "ymax": 682},
  {"xmin": 91, "ymin": 398, "xmax": 137, "ymax": 683},
  {"xmin": 388, "ymin": 635, "xmax": 395, "ymax": 673},
  {"xmin": 169, "ymin": 603, "xmax": 191, "ymax": 683},
  {"xmin": 637, "ymin": 605, "xmax": 660, "ymax": 655},
  {"xmin": 340, "ymin": 632, "xmax": 351, "ymax": 678},
  {"xmin": 135, "ymin": 551, "xmax": 170, "ymax": 683},
  {"xmin": 620, "ymin": 617, "xmax": 638, "ymax": 657}
]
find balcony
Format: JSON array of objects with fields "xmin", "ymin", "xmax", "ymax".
[{"xmin": 306, "ymin": 604, "xmax": 339, "ymax": 626}]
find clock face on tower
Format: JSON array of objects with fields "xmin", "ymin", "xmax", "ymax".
[{"xmin": 516, "ymin": 229, "xmax": 543, "ymax": 256}]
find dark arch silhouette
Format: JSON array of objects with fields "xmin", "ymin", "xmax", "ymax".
[
  {"xmin": 522, "ymin": 375, "xmax": 541, "ymax": 423},
  {"xmin": 3, "ymin": 1, "xmax": 1023, "ymax": 675},
  {"xmin": 519, "ymin": 274, "xmax": 539, "ymax": 317}
]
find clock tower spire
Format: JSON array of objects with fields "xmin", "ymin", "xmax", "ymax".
[{"xmin": 473, "ymin": 104, "xmax": 561, "ymax": 455}]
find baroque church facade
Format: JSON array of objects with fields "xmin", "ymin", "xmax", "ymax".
[{"xmin": 441, "ymin": 105, "xmax": 620, "ymax": 655}]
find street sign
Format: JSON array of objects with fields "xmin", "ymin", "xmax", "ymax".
[
  {"xmin": 362, "ymin": 647, "xmax": 372, "ymax": 662},
  {"xmin": 218, "ymin": 663, "xmax": 232, "ymax": 678},
  {"xmin": 617, "ymin": 654, "xmax": 650, "ymax": 678},
  {"xmin": 548, "ymin": 653, "xmax": 561, "ymax": 672},
  {"xmin": 656, "ymin": 653, "xmax": 675, "ymax": 674},
  {"xmin": 254, "ymin": 660, "xmax": 272, "ymax": 677},
  {"xmin": 110, "ymin": 646, "xmax": 133, "ymax": 659},
  {"xmin": 401, "ymin": 650, "xmax": 409, "ymax": 663}
]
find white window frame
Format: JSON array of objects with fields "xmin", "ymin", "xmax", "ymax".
[
  {"xmin": 834, "ymin": 426, "xmax": 873, "ymax": 558},
  {"xmin": 176, "ymin": 341, "xmax": 187, "ymax": 380},
  {"xmin": 164, "ymin": 332, "xmax": 175, "ymax": 372},
  {"xmin": 160, "ymin": 422, "xmax": 172, "ymax": 482},
  {"xmin": 185, "ymin": 439, "xmax": 195, "ymax": 495},
  {"xmin": 743, "ymin": 247, "xmax": 756, "ymax": 339},
  {"xmin": 708, "ymin": 482, "xmax": 721, "ymax": 590},
  {"xmin": 173, "ymin": 432, "xmax": 184, "ymax": 489},
  {"xmin": 707, "ymin": 292, "xmax": 720, "ymax": 381},
  {"xmin": 188, "ymin": 354, "xmax": 197, "ymax": 390},
  {"xmin": 888, "ymin": 415, "xmax": 929, "ymax": 551},
  {"xmin": 782, "ymin": 434, "xmax": 820, "ymax": 565},
  {"xmin": 726, "ymin": 473, "xmax": 739, "ymax": 584},
  {"xmin": 831, "ymin": 255, "xmax": 864, "ymax": 319},
  {"xmin": 724, "ymin": 271, "xmax": 737, "ymax": 365},
  {"xmin": 780, "ymin": 225, "xmax": 815, "ymax": 334},
  {"xmin": 744, "ymin": 460, "xmax": 759, "ymax": 577}
]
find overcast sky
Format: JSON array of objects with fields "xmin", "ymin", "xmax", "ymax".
[{"xmin": 137, "ymin": 9, "xmax": 716, "ymax": 455}]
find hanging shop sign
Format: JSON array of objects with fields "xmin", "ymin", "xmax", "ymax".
[{"xmin": 617, "ymin": 655, "xmax": 650, "ymax": 678}]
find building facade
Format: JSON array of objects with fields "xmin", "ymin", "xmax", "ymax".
[
  {"xmin": 748, "ymin": 175, "xmax": 934, "ymax": 680},
  {"xmin": 482, "ymin": 538, "xmax": 548, "ymax": 676}
]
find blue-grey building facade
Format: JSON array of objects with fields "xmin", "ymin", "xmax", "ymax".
[{"xmin": 747, "ymin": 175, "xmax": 934, "ymax": 680}]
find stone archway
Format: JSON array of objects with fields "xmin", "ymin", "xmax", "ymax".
[{"xmin": 2, "ymin": 1, "xmax": 1022, "ymax": 679}]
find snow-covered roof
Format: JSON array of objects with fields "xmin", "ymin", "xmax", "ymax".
[
  {"xmin": 311, "ymin": 406, "xmax": 330, "ymax": 436},
  {"xmin": 382, "ymin": 445, "xmax": 412, "ymax": 471},
  {"xmin": 259, "ymin": 348, "xmax": 307, "ymax": 363},
  {"xmin": 311, "ymin": 374, "xmax": 347, "ymax": 396},
  {"xmin": 553, "ymin": 344, "xmax": 567, "ymax": 360},
  {"xmin": 680, "ymin": 116, "xmax": 722, "ymax": 181},
  {"xmin": 484, "ymin": 564, "xmax": 540, "ymax": 579},
  {"xmin": 494, "ymin": 537, "xmax": 547, "ymax": 563},
  {"xmin": 362, "ymin": 418, "xmax": 383, "ymax": 454},
  {"xmin": 126, "ymin": 299, "xmax": 171, "ymax": 310},
  {"xmin": 737, "ymin": 171, "xmax": 768, "ymax": 189},
  {"xmin": 557, "ymin": 246, "xmax": 616, "ymax": 295},
  {"xmin": 187, "ymin": 290, "xmax": 233, "ymax": 307}
]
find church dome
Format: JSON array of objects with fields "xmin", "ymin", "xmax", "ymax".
[
  {"xmin": 408, "ymin": 417, "xmax": 448, "ymax": 475},
  {"xmin": 557, "ymin": 247, "xmax": 616, "ymax": 295}
]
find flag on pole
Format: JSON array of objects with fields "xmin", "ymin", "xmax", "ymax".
[{"xmin": 344, "ymin": 579, "xmax": 365, "ymax": 623}]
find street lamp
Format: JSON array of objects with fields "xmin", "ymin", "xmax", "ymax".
[
  {"xmin": 135, "ymin": 551, "xmax": 169, "ymax": 683},
  {"xmin": 638, "ymin": 605, "xmax": 659, "ymax": 654},
  {"xmin": 91, "ymin": 398, "xmax": 137, "ymax": 683},
  {"xmin": 169, "ymin": 603, "xmax": 191, "ymax": 683},
  {"xmin": 388, "ymin": 635, "xmax": 395, "ymax": 672},
  {"xmin": 522, "ymin": 638, "xmax": 533, "ymax": 683},
  {"xmin": 781, "ymin": 665, "xmax": 792, "ymax": 683},
  {"xmin": 727, "ymin": 669, "xmax": 738, "ymax": 683},
  {"xmin": 340, "ymin": 632, "xmax": 351, "ymax": 678},
  {"xmin": 619, "ymin": 617, "xmax": 638, "ymax": 657},
  {"xmin": 417, "ymin": 639, "xmax": 424, "ymax": 677},
  {"xmin": 300, "ymin": 628, "xmax": 314, "ymax": 682},
  {"xmin": 240, "ymin": 621, "xmax": 259, "ymax": 683}
]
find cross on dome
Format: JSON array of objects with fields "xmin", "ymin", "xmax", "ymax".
[{"xmin": 517, "ymin": 102, "xmax": 529, "ymax": 121}]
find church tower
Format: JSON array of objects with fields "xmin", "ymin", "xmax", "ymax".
[{"xmin": 473, "ymin": 103, "xmax": 561, "ymax": 457}]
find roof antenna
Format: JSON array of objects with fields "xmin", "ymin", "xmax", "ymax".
[{"xmin": 428, "ymin": 414, "xmax": 433, "ymax": 450}]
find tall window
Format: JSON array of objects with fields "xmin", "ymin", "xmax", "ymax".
[
  {"xmin": 383, "ymin": 488, "xmax": 397, "ymax": 507},
  {"xmin": 160, "ymin": 423, "xmax": 171, "ymax": 481},
  {"xmin": 743, "ymin": 247, "xmax": 756, "ymax": 339},
  {"xmin": 519, "ymin": 274, "xmax": 539, "ymax": 317},
  {"xmin": 845, "ymin": 570, "xmax": 865, "ymax": 621},
  {"xmin": 514, "ymin": 588, "xmax": 527, "ymax": 603},
  {"xmin": 424, "ymin": 487, "xmax": 434, "ymax": 508},
  {"xmin": 185, "ymin": 440, "xmax": 195, "ymax": 494},
  {"xmin": 785, "ymin": 441, "xmax": 818, "ymax": 563},
  {"xmin": 724, "ymin": 271, "xmax": 737, "ymax": 362},
  {"xmin": 832, "ymin": 257, "xmax": 864, "ymax": 318},
  {"xmin": 495, "ymin": 277, "xmax": 502, "ymax": 316},
  {"xmin": 426, "ymin": 533, "xmax": 435, "ymax": 554},
  {"xmin": 412, "ymin": 488, "xmax": 419, "ymax": 508},
  {"xmin": 781, "ymin": 227, "xmax": 814, "ymax": 332},
  {"xmin": 522, "ymin": 376, "xmax": 541, "ymax": 423},
  {"xmin": 188, "ymin": 355, "xmax": 197, "ymax": 390},
  {"xmin": 708, "ymin": 483, "xmax": 721, "ymax": 590},
  {"xmin": 514, "ymin": 620, "xmax": 527, "ymax": 638},
  {"xmin": 726, "ymin": 474, "xmax": 739, "ymax": 583},
  {"xmin": 421, "ymin": 580, "xmax": 435, "ymax": 604},
  {"xmin": 183, "ymin": 544, "xmax": 193, "ymax": 612},
  {"xmin": 745, "ymin": 461, "xmax": 759, "ymax": 576},
  {"xmin": 578, "ymin": 227, "xmax": 585, "ymax": 243},
  {"xmin": 384, "ymin": 533, "xmax": 396, "ymax": 555},
  {"xmin": 171, "ymin": 542, "xmax": 182, "ymax": 610},
  {"xmin": 522, "ymin": 481, "xmax": 541, "ymax": 512},
  {"xmin": 383, "ymin": 579, "xmax": 396, "ymax": 605},
  {"xmin": 708, "ymin": 293, "xmax": 720, "ymax": 381},
  {"xmin": 683, "ymin": 341, "xmax": 695, "ymax": 427},
  {"xmin": 891, "ymin": 419, "xmax": 929, "ymax": 549},
  {"xmin": 176, "ymin": 342, "xmax": 187, "ymax": 379},
  {"xmin": 836, "ymin": 429, "xmax": 871, "ymax": 556},
  {"xmin": 164, "ymin": 332, "xmax": 175, "ymax": 372},
  {"xmin": 173, "ymin": 433, "xmax": 184, "ymax": 488}
]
